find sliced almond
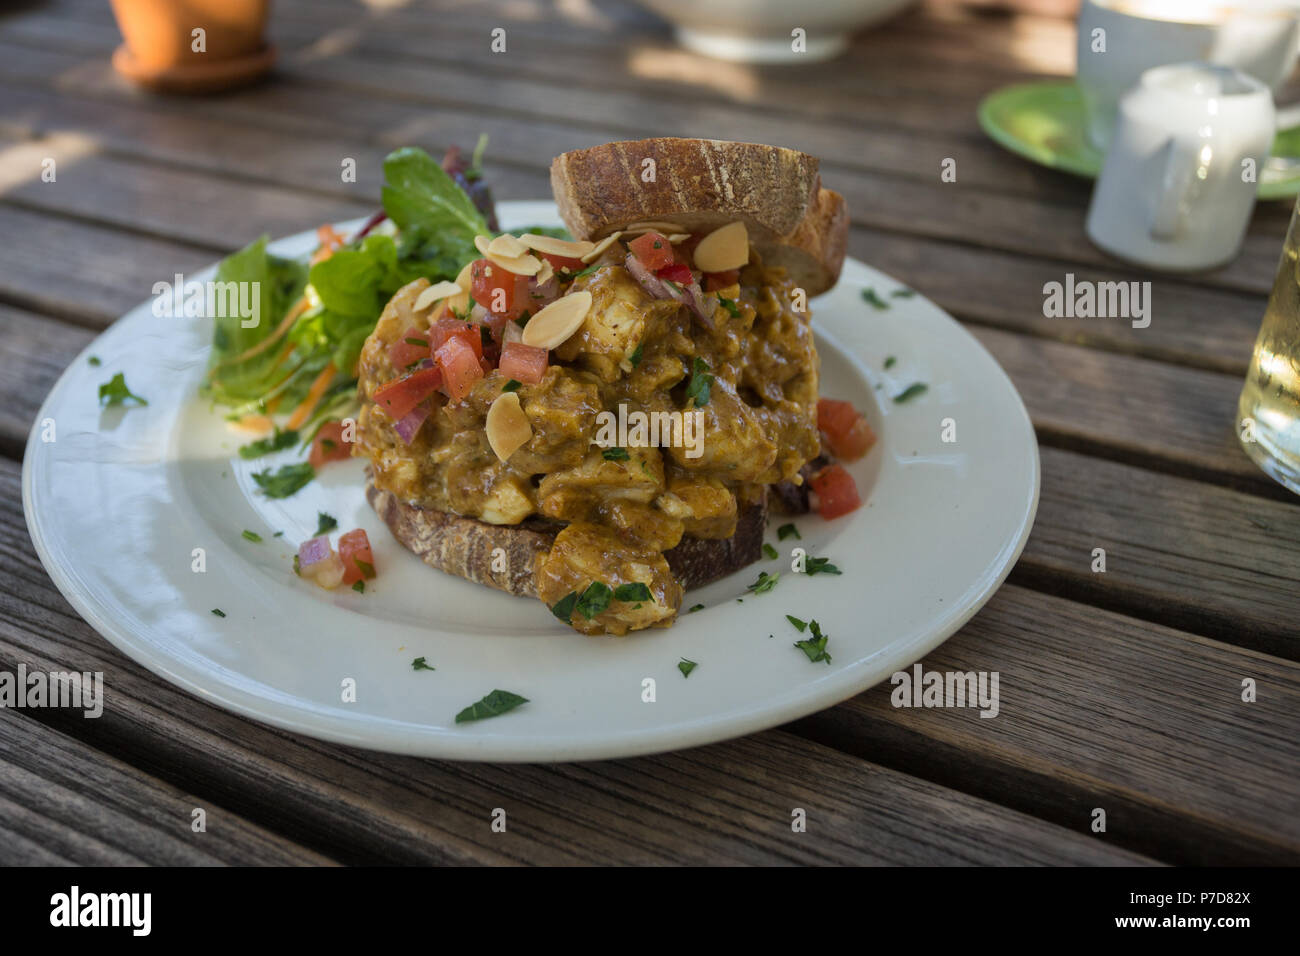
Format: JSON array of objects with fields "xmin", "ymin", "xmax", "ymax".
[
  {"xmin": 666, "ymin": 233, "xmax": 690, "ymax": 244},
  {"xmin": 485, "ymin": 392, "xmax": 532, "ymax": 462},
  {"xmin": 473, "ymin": 234, "xmax": 542, "ymax": 276},
  {"xmin": 413, "ymin": 280, "xmax": 468, "ymax": 313},
  {"xmin": 581, "ymin": 232, "xmax": 622, "ymax": 263},
  {"xmin": 454, "ymin": 261, "xmax": 474, "ymax": 292},
  {"xmin": 536, "ymin": 258, "xmax": 555, "ymax": 286},
  {"xmin": 623, "ymin": 220, "xmax": 688, "ymax": 235},
  {"xmin": 518, "ymin": 233, "xmax": 596, "ymax": 259},
  {"xmin": 692, "ymin": 221, "xmax": 749, "ymax": 273},
  {"xmin": 521, "ymin": 290, "xmax": 593, "ymax": 351},
  {"xmin": 487, "ymin": 233, "xmax": 529, "ymax": 258}
]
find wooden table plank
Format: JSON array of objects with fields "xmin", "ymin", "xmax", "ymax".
[
  {"xmin": 0, "ymin": 306, "xmax": 94, "ymax": 459},
  {"xmin": 0, "ymin": 35, "xmax": 1287, "ymax": 300},
  {"xmin": 0, "ymin": 707, "xmax": 335, "ymax": 865},
  {"xmin": 791, "ymin": 584, "xmax": 1300, "ymax": 865},
  {"xmin": 0, "ymin": 455, "xmax": 1155, "ymax": 864},
  {"xmin": 0, "ymin": 454, "xmax": 1281, "ymax": 863},
  {"xmin": 1018, "ymin": 447, "xmax": 1300, "ymax": 658}
]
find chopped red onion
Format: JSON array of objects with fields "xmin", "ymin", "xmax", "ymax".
[
  {"xmin": 529, "ymin": 276, "xmax": 560, "ymax": 307},
  {"xmin": 298, "ymin": 536, "xmax": 332, "ymax": 568},
  {"xmin": 393, "ymin": 402, "xmax": 430, "ymax": 444}
]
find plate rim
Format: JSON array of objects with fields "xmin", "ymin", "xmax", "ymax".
[{"xmin": 22, "ymin": 203, "xmax": 1041, "ymax": 762}]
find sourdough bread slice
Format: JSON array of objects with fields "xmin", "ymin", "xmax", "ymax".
[
  {"xmin": 366, "ymin": 476, "xmax": 767, "ymax": 598},
  {"xmin": 550, "ymin": 137, "xmax": 849, "ymax": 295}
]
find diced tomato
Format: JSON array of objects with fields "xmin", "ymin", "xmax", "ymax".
[
  {"xmin": 628, "ymin": 231, "xmax": 675, "ymax": 271},
  {"xmin": 498, "ymin": 342, "xmax": 548, "ymax": 385},
  {"xmin": 435, "ymin": 335, "xmax": 484, "ymax": 401},
  {"xmin": 429, "ymin": 317, "xmax": 484, "ymax": 359},
  {"xmin": 308, "ymin": 419, "xmax": 354, "ymax": 468},
  {"xmin": 470, "ymin": 258, "xmax": 531, "ymax": 319},
  {"xmin": 809, "ymin": 464, "xmax": 861, "ymax": 520},
  {"xmin": 387, "ymin": 330, "xmax": 430, "ymax": 372},
  {"xmin": 338, "ymin": 529, "xmax": 376, "ymax": 586},
  {"xmin": 817, "ymin": 398, "xmax": 877, "ymax": 462},
  {"xmin": 656, "ymin": 262, "xmax": 693, "ymax": 285},
  {"xmin": 539, "ymin": 251, "xmax": 585, "ymax": 274},
  {"xmin": 703, "ymin": 269, "xmax": 740, "ymax": 292},
  {"xmin": 373, "ymin": 365, "xmax": 442, "ymax": 421}
]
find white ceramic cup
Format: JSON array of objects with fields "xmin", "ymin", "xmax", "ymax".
[
  {"xmin": 1077, "ymin": 0, "xmax": 1299, "ymax": 151},
  {"xmin": 1086, "ymin": 63, "xmax": 1275, "ymax": 271}
]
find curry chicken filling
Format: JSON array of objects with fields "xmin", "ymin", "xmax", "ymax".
[{"xmin": 354, "ymin": 225, "xmax": 820, "ymax": 635}]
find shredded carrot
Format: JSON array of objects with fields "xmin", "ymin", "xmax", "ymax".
[
  {"xmin": 210, "ymin": 295, "xmax": 310, "ymax": 374},
  {"xmin": 311, "ymin": 224, "xmax": 346, "ymax": 264},
  {"xmin": 235, "ymin": 415, "xmax": 275, "ymax": 434},
  {"xmin": 286, "ymin": 362, "xmax": 336, "ymax": 430}
]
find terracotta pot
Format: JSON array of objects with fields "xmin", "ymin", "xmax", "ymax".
[{"xmin": 110, "ymin": 0, "xmax": 274, "ymax": 93}]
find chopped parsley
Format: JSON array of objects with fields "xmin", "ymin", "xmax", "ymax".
[
  {"xmin": 292, "ymin": 555, "xmax": 300, "ymax": 575},
  {"xmin": 883, "ymin": 356, "xmax": 897, "ymax": 369},
  {"xmin": 688, "ymin": 603, "xmax": 704, "ymax": 613},
  {"xmin": 411, "ymin": 656, "xmax": 436, "ymax": 672},
  {"xmin": 762, "ymin": 542, "xmax": 778, "ymax": 560},
  {"xmin": 572, "ymin": 262, "xmax": 602, "ymax": 279},
  {"xmin": 404, "ymin": 336, "xmax": 428, "ymax": 347},
  {"xmin": 550, "ymin": 591, "xmax": 578, "ymax": 622},
  {"xmin": 251, "ymin": 462, "xmax": 315, "ymax": 499},
  {"xmin": 455, "ymin": 689, "xmax": 528, "ymax": 723},
  {"xmin": 575, "ymin": 581, "xmax": 613, "ymax": 619},
  {"xmin": 747, "ymin": 570, "xmax": 779, "ymax": 595},
  {"xmin": 241, "ymin": 529, "xmax": 262, "ymax": 543},
  {"xmin": 628, "ymin": 343, "xmax": 644, "ymax": 368},
  {"xmin": 777, "ymin": 523, "xmax": 801, "ymax": 541},
  {"xmin": 678, "ymin": 658, "xmax": 698, "ymax": 678},
  {"xmin": 602, "ymin": 447, "xmax": 630, "ymax": 462},
  {"xmin": 684, "ymin": 356, "xmax": 713, "ymax": 408},
  {"xmin": 352, "ymin": 580, "xmax": 365, "ymax": 593},
  {"xmin": 87, "ymin": 355, "xmax": 101, "ymax": 366},
  {"xmin": 315, "ymin": 512, "xmax": 338, "ymax": 536},
  {"xmin": 805, "ymin": 555, "xmax": 842, "ymax": 576},
  {"xmin": 210, "ymin": 608, "xmax": 226, "ymax": 618},
  {"xmin": 719, "ymin": 297, "xmax": 741, "ymax": 319},
  {"xmin": 98, "ymin": 372, "xmax": 147, "ymax": 407},
  {"xmin": 794, "ymin": 619, "xmax": 832, "ymax": 664},
  {"xmin": 355, "ymin": 559, "xmax": 376, "ymax": 580},
  {"xmin": 786, "ymin": 614, "xmax": 807, "ymax": 632},
  {"xmin": 891, "ymin": 288, "xmax": 917, "ymax": 299},
  {"xmin": 861, "ymin": 288, "xmax": 890, "ymax": 310},
  {"xmin": 893, "ymin": 383, "xmax": 928, "ymax": 404},
  {"xmin": 502, "ymin": 379, "xmax": 522, "ymax": 392},
  {"xmin": 613, "ymin": 582, "xmax": 652, "ymax": 602},
  {"xmin": 555, "ymin": 580, "xmax": 653, "ymax": 621}
]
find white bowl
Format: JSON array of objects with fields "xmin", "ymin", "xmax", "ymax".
[{"xmin": 633, "ymin": 0, "xmax": 917, "ymax": 63}]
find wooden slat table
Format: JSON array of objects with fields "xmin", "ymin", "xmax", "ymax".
[{"xmin": 1, "ymin": 0, "xmax": 1296, "ymax": 865}]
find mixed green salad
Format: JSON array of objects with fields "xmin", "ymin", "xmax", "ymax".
[{"xmin": 204, "ymin": 141, "xmax": 548, "ymax": 447}]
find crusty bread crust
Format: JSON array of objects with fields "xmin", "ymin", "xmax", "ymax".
[
  {"xmin": 550, "ymin": 137, "xmax": 848, "ymax": 295},
  {"xmin": 367, "ymin": 474, "xmax": 767, "ymax": 598}
]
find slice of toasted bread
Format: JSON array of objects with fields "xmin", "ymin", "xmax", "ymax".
[
  {"xmin": 366, "ymin": 475, "xmax": 767, "ymax": 599},
  {"xmin": 550, "ymin": 137, "xmax": 849, "ymax": 295}
]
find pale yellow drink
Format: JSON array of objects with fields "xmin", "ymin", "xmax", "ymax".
[{"xmin": 1239, "ymin": 205, "xmax": 1300, "ymax": 495}]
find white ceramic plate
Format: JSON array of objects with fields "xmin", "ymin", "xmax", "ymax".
[{"xmin": 23, "ymin": 201, "xmax": 1038, "ymax": 762}]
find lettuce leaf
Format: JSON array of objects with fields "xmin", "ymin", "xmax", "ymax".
[{"xmin": 381, "ymin": 146, "xmax": 487, "ymax": 259}]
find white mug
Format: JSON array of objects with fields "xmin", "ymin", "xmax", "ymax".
[
  {"xmin": 1077, "ymin": 0, "xmax": 1299, "ymax": 151},
  {"xmin": 1086, "ymin": 63, "xmax": 1275, "ymax": 271}
]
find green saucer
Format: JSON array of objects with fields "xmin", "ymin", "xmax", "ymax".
[{"xmin": 978, "ymin": 80, "xmax": 1300, "ymax": 202}]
